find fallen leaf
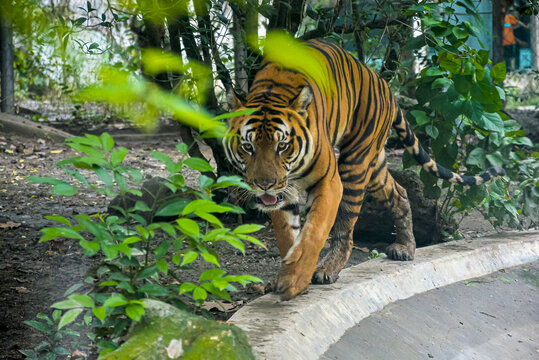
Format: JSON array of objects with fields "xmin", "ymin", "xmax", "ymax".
[
  {"xmin": 0, "ymin": 221, "xmax": 21, "ymax": 229},
  {"xmin": 15, "ymin": 286, "xmax": 29, "ymax": 293},
  {"xmin": 50, "ymin": 149, "xmax": 63, "ymax": 154},
  {"xmin": 72, "ymin": 349, "xmax": 88, "ymax": 358},
  {"xmin": 202, "ymin": 300, "xmax": 237, "ymax": 312}
]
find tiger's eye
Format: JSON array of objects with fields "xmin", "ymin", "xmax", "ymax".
[
  {"xmin": 277, "ymin": 142, "xmax": 289, "ymax": 152},
  {"xmin": 242, "ymin": 143, "xmax": 254, "ymax": 153}
]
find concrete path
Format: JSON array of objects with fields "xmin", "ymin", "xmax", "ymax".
[
  {"xmin": 322, "ymin": 262, "xmax": 538, "ymax": 360},
  {"xmin": 229, "ymin": 231, "xmax": 539, "ymax": 360}
]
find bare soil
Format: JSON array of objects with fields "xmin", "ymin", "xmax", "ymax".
[{"xmin": 1, "ymin": 104, "xmax": 534, "ymax": 359}]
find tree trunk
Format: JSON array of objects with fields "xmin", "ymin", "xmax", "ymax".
[
  {"xmin": 268, "ymin": 0, "xmax": 306, "ymax": 35},
  {"xmin": 355, "ymin": 169, "xmax": 454, "ymax": 247},
  {"xmin": 491, "ymin": 0, "xmax": 505, "ymax": 66},
  {"xmin": 0, "ymin": 0, "xmax": 15, "ymax": 114}
]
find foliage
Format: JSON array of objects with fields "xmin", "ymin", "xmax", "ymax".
[
  {"xmin": 398, "ymin": 1, "xmax": 537, "ymax": 229},
  {"xmin": 20, "ymin": 309, "xmax": 88, "ymax": 359},
  {"xmin": 27, "ymin": 133, "xmax": 265, "ymax": 357}
]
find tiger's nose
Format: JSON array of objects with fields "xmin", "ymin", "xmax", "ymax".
[{"xmin": 254, "ymin": 179, "xmax": 277, "ymax": 190}]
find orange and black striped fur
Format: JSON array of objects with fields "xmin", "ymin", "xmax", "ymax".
[{"xmin": 223, "ymin": 39, "xmax": 504, "ymax": 300}]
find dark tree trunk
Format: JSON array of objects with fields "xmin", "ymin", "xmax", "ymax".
[
  {"xmin": 355, "ymin": 169, "xmax": 454, "ymax": 247},
  {"xmin": 268, "ymin": 0, "xmax": 306, "ymax": 34},
  {"xmin": 0, "ymin": 0, "xmax": 15, "ymax": 114},
  {"xmin": 492, "ymin": 0, "xmax": 506, "ymax": 65}
]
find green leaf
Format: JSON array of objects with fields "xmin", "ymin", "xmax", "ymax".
[
  {"xmin": 125, "ymin": 303, "xmax": 145, "ymax": 321},
  {"xmin": 39, "ymin": 227, "xmax": 84, "ymax": 242},
  {"xmin": 491, "ymin": 62, "xmax": 506, "ymax": 83},
  {"xmin": 176, "ymin": 143, "xmax": 188, "ymax": 155},
  {"xmin": 154, "ymin": 240, "xmax": 171, "ymax": 260},
  {"xmin": 176, "ymin": 218, "xmax": 200, "ymax": 238},
  {"xmin": 111, "ymin": 147, "xmax": 128, "ymax": 166},
  {"xmin": 69, "ymin": 294, "xmax": 94, "ymax": 308},
  {"xmin": 138, "ymin": 283, "xmax": 169, "ymax": 297},
  {"xmin": 201, "ymin": 252, "xmax": 219, "ymax": 266},
  {"xmin": 155, "ymin": 198, "xmax": 190, "ymax": 217},
  {"xmin": 486, "ymin": 152, "xmax": 504, "ymax": 168},
  {"xmin": 58, "ymin": 308, "xmax": 83, "ymax": 329},
  {"xmin": 44, "ymin": 216, "xmax": 71, "ymax": 226},
  {"xmin": 93, "ymin": 306, "xmax": 106, "ymax": 322},
  {"xmin": 24, "ymin": 320, "xmax": 52, "ymax": 334},
  {"xmin": 52, "ymin": 299, "xmax": 81, "ymax": 310},
  {"xmin": 193, "ymin": 287, "xmax": 207, "ymax": 301},
  {"xmin": 51, "ymin": 183, "xmax": 78, "ymax": 196},
  {"xmin": 156, "ymin": 260, "xmax": 169, "ymax": 275},
  {"xmin": 233, "ymin": 224, "xmax": 264, "ymax": 234},
  {"xmin": 181, "ymin": 250, "xmax": 198, "ymax": 266},
  {"xmin": 466, "ymin": 148, "xmax": 485, "ymax": 167},
  {"xmin": 104, "ymin": 295, "xmax": 128, "ymax": 307},
  {"xmin": 200, "ymin": 269, "xmax": 226, "ymax": 282},
  {"xmin": 100, "ymin": 133, "xmax": 114, "ymax": 151},
  {"xmin": 182, "ymin": 200, "xmax": 231, "ymax": 215},
  {"xmin": 179, "ymin": 282, "xmax": 196, "ymax": 294},
  {"xmin": 28, "ymin": 176, "xmax": 64, "ymax": 185},
  {"xmin": 425, "ymin": 124, "xmax": 439, "ymax": 139},
  {"xmin": 183, "ymin": 157, "xmax": 214, "ymax": 172},
  {"xmin": 136, "ymin": 265, "xmax": 158, "ymax": 280}
]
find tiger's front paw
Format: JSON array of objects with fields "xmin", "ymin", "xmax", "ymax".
[{"xmin": 275, "ymin": 261, "xmax": 313, "ymax": 300}]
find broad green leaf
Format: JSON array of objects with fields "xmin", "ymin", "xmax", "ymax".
[
  {"xmin": 233, "ymin": 224, "xmax": 264, "ymax": 234},
  {"xmin": 92, "ymin": 306, "xmax": 106, "ymax": 322},
  {"xmin": 138, "ymin": 283, "xmax": 169, "ymax": 297},
  {"xmin": 52, "ymin": 299, "xmax": 82, "ymax": 310},
  {"xmin": 155, "ymin": 198, "xmax": 190, "ymax": 217},
  {"xmin": 181, "ymin": 250, "xmax": 198, "ymax": 266},
  {"xmin": 176, "ymin": 218, "xmax": 200, "ymax": 238},
  {"xmin": 200, "ymin": 269, "xmax": 226, "ymax": 282},
  {"xmin": 51, "ymin": 183, "xmax": 77, "ymax": 196},
  {"xmin": 58, "ymin": 309, "xmax": 83, "ymax": 329},
  {"xmin": 136, "ymin": 265, "xmax": 158, "ymax": 280},
  {"xmin": 154, "ymin": 240, "xmax": 170, "ymax": 260},
  {"xmin": 179, "ymin": 282, "xmax": 196, "ymax": 294},
  {"xmin": 104, "ymin": 295, "xmax": 128, "ymax": 307},
  {"xmin": 183, "ymin": 157, "xmax": 213, "ymax": 172},
  {"xmin": 69, "ymin": 294, "xmax": 94, "ymax": 308},
  {"xmin": 201, "ymin": 252, "xmax": 219, "ymax": 266},
  {"xmin": 100, "ymin": 133, "xmax": 114, "ymax": 152},
  {"xmin": 24, "ymin": 320, "xmax": 52, "ymax": 334},
  {"xmin": 425, "ymin": 124, "xmax": 439, "ymax": 139},
  {"xmin": 44, "ymin": 216, "xmax": 71, "ymax": 226},
  {"xmin": 111, "ymin": 147, "xmax": 128, "ymax": 166},
  {"xmin": 125, "ymin": 303, "xmax": 145, "ymax": 321},
  {"xmin": 193, "ymin": 287, "xmax": 207, "ymax": 301},
  {"xmin": 182, "ymin": 200, "xmax": 231, "ymax": 215},
  {"xmin": 491, "ymin": 62, "xmax": 506, "ymax": 83},
  {"xmin": 156, "ymin": 260, "xmax": 168, "ymax": 275}
]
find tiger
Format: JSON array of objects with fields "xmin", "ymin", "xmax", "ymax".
[{"xmin": 223, "ymin": 38, "xmax": 504, "ymax": 300}]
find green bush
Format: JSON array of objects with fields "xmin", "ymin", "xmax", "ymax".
[{"xmin": 25, "ymin": 133, "xmax": 265, "ymax": 357}]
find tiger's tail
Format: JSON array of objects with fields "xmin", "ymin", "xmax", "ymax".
[{"xmin": 392, "ymin": 108, "xmax": 505, "ymax": 185}]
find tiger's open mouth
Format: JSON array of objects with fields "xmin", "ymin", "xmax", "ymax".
[{"xmin": 257, "ymin": 193, "xmax": 285, "ymax": 207}]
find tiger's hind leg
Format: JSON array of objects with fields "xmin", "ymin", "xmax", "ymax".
[{"xmin": 367, "ymin": 152, "xmax": 415, "ymax": 260}]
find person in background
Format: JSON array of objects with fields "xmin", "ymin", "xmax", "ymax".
[{"xmin": 503, "ymin": 7, "xmax": 529, "ymax": 71}]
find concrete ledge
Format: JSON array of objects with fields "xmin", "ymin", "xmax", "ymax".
[
  {"xmin": 0, "ymin": 112, "xmax": 73, "ymax": 142},
  {"xmin": 228, "ymin": 231, "xmax": 539, "ymax": 360}
]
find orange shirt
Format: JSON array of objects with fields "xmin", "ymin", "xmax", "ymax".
[{"xmin": 503, "ymin": 14, "xmax": 518, "ymax": 46}]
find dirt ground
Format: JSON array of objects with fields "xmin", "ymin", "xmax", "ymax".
[{"xmin": 0, "ymin": 104, "xmax": 536, "ymax": 359}]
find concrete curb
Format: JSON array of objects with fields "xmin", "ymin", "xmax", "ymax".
[
  {"xmin": 228, "ymin": 231, "xmax": 539, "ymax": 360},
  {"xmin": 0, "ymin": 112, "xmax": 73, "ymax": 142}
]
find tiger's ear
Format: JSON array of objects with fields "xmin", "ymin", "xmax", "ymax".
[
  {"xmin": 227, "ymin": 89, "xmax": 244, "ymax": 110},
  {"xmin": 290, "ymin": 86, "xmax": 313, "ymax": 114}
]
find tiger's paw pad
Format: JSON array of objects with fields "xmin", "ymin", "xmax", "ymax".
[
  {"xmin": 311, "ymin": 270, "xmax": 338, "ymax": 284},
  {"xmin": 386, "ymin": 243, "xmax": 414, "ymax": 261}
]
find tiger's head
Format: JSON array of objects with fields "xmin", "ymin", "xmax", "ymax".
[{"xmin": 223, "ymin": 86, "xmax": 314, "ymax": 211}]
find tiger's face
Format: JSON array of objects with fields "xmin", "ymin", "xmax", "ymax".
[{"xmin": 223, "ymin": 87, "xmax": 314, "ymax": 211}]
